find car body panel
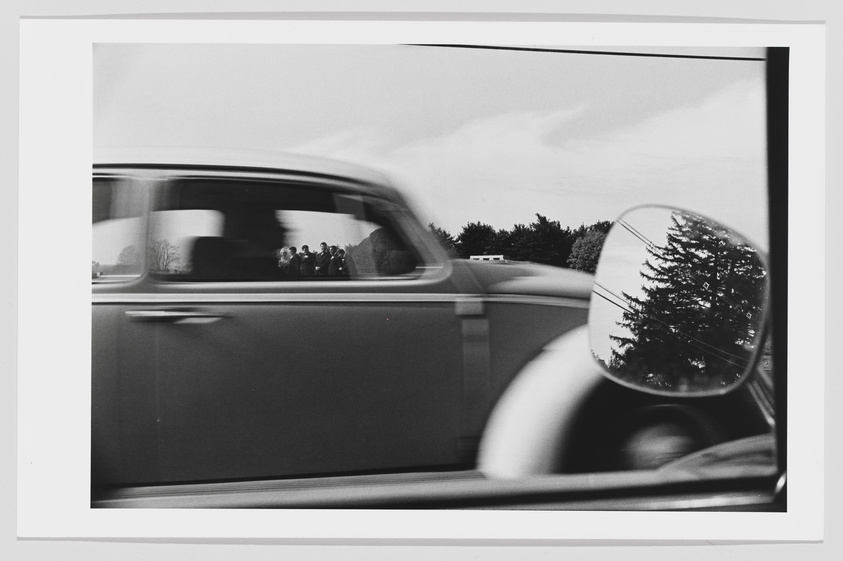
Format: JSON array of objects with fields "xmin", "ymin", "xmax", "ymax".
[{"xmin": 92, "ymin": 154, "xmax": 594, "ymax": 488}]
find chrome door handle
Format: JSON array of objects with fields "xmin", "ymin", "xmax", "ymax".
[{"xmin": 125, "ymin": 309, "xmax": 229, "ymax": 324}]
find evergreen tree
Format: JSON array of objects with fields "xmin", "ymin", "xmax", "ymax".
[
  {"xmin": 505, "ymin": 223, "xmax": 534, "ymax": 261},
  {"xmin": 567, "ymin": 230, "xmax": 607, "ymax": 273},
  {"xmin": 427, "ymin": 222, "xmax": 457, "ymax": 255},
  {"xmin": 610, "ymin": 211, "xmax": 767, "ymax": 391},
  {"xmin": 525, "ymin": 214, "xmax": 573, "ymax": 267},
  {"xmin": 455, "ymin": 221, "xmax": 497, "ymax": 258},
  {"xmin": 449, "ymin": 215, "xmax": 611, "ymax": 266},
  {"xmin": 589, "ymin": 220, "xmax": 613, "ymax": 235}
]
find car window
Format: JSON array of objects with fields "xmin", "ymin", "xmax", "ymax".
[
  {"xmin": 91, "ymin": 177, "xmax": 148, "ymax": 282},
  {"xmin": 150, "ymin": 178, "xmax": 420, "ymax": 281}
]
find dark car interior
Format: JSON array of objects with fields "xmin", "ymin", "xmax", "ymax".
[{"xmin": 152, "ymin": 178, "xmax": 418, "ymax": 281}]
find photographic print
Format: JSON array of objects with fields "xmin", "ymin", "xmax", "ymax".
[
  {"xmin": 90, "ymin": 42, "xmax": 782, "ymax": 509},
  {"xmin": 18, "ymin": 18, "xmax": 824, "ymax": 541}
]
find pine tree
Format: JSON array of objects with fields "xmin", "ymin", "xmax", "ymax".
[
  {"xmin": 525, "ymin": 214, "xmax": 573, "ymax": 267},
  {"xmin": 610, "ymin": 211, "xmax": 767, "ymax": 391},
  {"xmin": 427, "ymin": 222, "xmax": 457, "ymax": 255},
  {"xmin": 455, "ymin": 221, "xmax": 497, "ymax": 258}
]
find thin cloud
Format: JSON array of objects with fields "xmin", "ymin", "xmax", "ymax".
[{"xmin": 286, "ymin": 80, "xmax": 766, "ymax": 245}]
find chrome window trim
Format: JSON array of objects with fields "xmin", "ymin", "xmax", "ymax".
[{"xmin": 92, "ymin": 292, "xmax": 590, "ymax": 309}]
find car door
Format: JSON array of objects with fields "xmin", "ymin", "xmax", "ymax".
[
  {"xmin": 106, "ymin": 170, "xmax": 485, "ymax": 485},
  {"xmin": 92, "ymin": 173, "xmax": 159, "ymax": 485}
]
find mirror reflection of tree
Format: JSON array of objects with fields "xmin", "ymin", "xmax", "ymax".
[{"xmin": 610, "ymin": 211, "xmax": 767, "ymax": 391}]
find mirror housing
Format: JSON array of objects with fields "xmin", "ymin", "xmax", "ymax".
[{"xmin": 589, "ymin": 206, "xmax": 769, "ymax": 397}]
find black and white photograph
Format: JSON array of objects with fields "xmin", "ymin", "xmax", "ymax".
[
  {"xmin": 90, "ymin": 42, "xmax": 783, "ymax": 511},
  {"xmin": 16, "ymin": 16, "xmax": 825, "ymax": 544}
]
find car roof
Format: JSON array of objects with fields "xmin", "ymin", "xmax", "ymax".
[{"xmin": 93, "ymin": 147, "xmax": 394, "ymax": 188}]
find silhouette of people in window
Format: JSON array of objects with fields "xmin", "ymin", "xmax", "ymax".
[
  {"xmin": 315, "ymin": 241, "xmax": 331, "ymax": 276},
  {"xmin": 299, "ymin": 244, "xmax": 316, "ymax": 276},
  {"xmin": 329, "ymin": 246, "xmax": 346, "ymax": 276},
  {"xmin": 288, "ymin": 246, "xmax": 301, "ymax": 277}
]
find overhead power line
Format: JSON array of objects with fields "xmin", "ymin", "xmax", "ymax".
[
  {"xmin": 408, "ymin": 44, "xmax": 765, "ymax": 62},
  {"xmin": 592, "ymin": 282, "xmax": 750, "ymax": 368}
]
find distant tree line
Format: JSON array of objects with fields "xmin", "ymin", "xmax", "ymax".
[{"xmin": 428, "ymin": 214, "xmax": 612, "ymax": 273}]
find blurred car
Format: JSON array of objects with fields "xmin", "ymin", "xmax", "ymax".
[
  {"xmin": 92, "ymin": 149, "xmax": 781, "ymax": 510},
  {"xmin": 92, "ymin": 148, "xmax": 594, "ymax": 485}
]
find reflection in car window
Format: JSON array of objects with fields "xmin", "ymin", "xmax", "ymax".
[
  {"xmin": 92, "ymin": 177, "xmax": 148, "ymax": 282},
  {"xmin": 151, "ymin": 179, "xmax": 420, "ymax": 281}
]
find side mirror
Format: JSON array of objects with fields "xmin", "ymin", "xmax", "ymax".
[{"xmin": 589, "ymin": 206, "xmax": 769, "ymax": 396}]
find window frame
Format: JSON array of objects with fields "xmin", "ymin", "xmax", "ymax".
[
  {"xmin": 144, "ymin": 173, "xmax": 444, "ymax": 284},
  {"xmin": 91, "ymin": 174, "xmax": 151, "ymax": 285}
]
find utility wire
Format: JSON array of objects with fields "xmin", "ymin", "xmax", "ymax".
[
  {"xmin": 615, "ymin": 217, "xmax": 747, "ymax": 311},
  {"xmin": 407, "ymin": 44, "xmax": 765, "ymax": 62},
  {"xmin": 593, "ymin": 282, "xmax": 750, "ymax": 368}
]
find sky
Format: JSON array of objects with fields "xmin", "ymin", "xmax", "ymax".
[
  {"xmin": 589, "ymin": 207, "xmax": 675, "ymax": 363},
  {"xmin": 94, "ymin": 44, "xmax": 769, "ymax": 249}
]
